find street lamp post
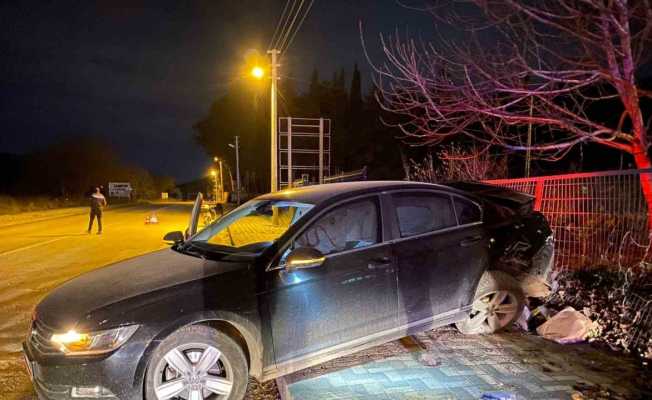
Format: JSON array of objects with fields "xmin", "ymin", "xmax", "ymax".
[
  {"xmin": 251, "ymin": 50, "xmax": 279, "ymax": 193},
  {"xmin": 210, "ymin": 169, "xmax": 218, "ymax": 203},
  {"xmin": 228, "ymin": 136, "xmax": 241, "ymax": 205},
  {"xmin": 212, "ymin": 157, "xmax": 224, "ymax": 203},
  {"xmin": 268, "ymin": 49, "xmax": 279, "ymax": 193},
  {"xmin": 218, "ymin": 159, "xmax": 224, "ymax": 202}
]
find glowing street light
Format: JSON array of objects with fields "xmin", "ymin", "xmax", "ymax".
[
  {"xmin": 244, "ymin": 49, "xmax": 279, "ymax": 192},
  {"xmin": 251, "ymin": 66, "xmax": 265, "ymax": 79},
  {"xmin": 246, "ymin": 50, "xmax": 279, "ymax": 192}
]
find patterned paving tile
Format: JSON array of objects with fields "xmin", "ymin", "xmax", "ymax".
[{"xmin": 284, "ymin": 328, "xmax": 647, "ymax": 400}]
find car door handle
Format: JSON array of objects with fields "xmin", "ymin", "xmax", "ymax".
[
  {"xmin": 459, "ymin": 235, "xmax": 483, "ymax": 247},
  {"xmin": 368, "ymin": 256, "xmax": 392, "ymax": 270}
]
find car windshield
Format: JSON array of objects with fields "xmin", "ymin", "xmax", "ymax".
[{"xmin": 190, "ymin": 199, "xmax": 314, "ymax": 252}]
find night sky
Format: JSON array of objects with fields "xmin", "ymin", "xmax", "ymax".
[{"xmin": 0, "ymin": 1, "xmax": 434, "ymax": 182}]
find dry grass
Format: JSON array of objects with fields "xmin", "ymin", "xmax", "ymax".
[{"xmin": 0, "ymin": 195, "xmax": 87, "ymax": 215}]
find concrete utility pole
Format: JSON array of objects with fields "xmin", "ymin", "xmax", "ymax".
[
  {"xmin": 218, "ymin": 159, "xmax": 224, "ymax": 202},
  {"xmin": 229, "ymin": 136, "xmax": 241, "ymax": 205},
  {"xmin": 268, "ymin": 49, "xmax": 280, "ymax": 192},
  {"xmin": 319, "ymin": 117, "xmax": 324, "ymax": 184},
  {"xmin": 210, "ymin": 165, "xmax": 218, "ymax": 203}
]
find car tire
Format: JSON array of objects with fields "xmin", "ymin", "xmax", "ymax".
[
  {"xmin": 455, "ymin": 270, "xmax": 524, "ymax": 335},
  {"xmin": 145, "ymin": 324, "xmax": 248, "ymax": 400}
]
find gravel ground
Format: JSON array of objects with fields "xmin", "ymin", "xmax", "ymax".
[{"xmin": 245, "ymin": 378, "xmax": 281, "ymax": 400}]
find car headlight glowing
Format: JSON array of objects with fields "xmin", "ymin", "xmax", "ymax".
[{"xmin": 50, "ymin": 325, "xmax": 138, "ymax": 355}]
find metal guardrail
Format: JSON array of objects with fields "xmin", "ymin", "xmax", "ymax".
[{"xmin": 322, "ymin": 166, "xmax": 368, "ymax": 184}]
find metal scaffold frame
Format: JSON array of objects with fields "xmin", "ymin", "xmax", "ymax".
[{"xmin": 278, "ymin": 117, "xmax": 331, "ymax": 188}]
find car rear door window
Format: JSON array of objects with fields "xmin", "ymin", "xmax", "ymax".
[
  {"xmin": 392, "ymin": 193, "xmax": 456, "ymax": 237},
  {"xmin": 454, "ymin": 197, "xmax": 482, "ymax": 225},
  {"xmin": 295, "ymin": 198, "xmax": 380, "ymax": 255}
]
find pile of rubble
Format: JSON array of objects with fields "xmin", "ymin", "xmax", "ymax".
[{"xmin": 519, "ymin": 268, "xmax": 652, "ymax": 364}]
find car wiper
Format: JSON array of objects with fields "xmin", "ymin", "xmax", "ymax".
[
  {"xmin": 185, "ymin": 241, "xmax": 237, "ymax": 256},
  {"xmin": 225, "ymin": 227, "xmax": 236, "ymax": 247}
]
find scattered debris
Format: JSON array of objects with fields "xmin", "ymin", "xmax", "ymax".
[
  {"xmin": 544, "ymin": 269, "xmax": 652, "ymax": 363},
  {"xmin": 528, "ymin": 304, "xmax": 554, "ymax": 331},
  {"xmin": 518, "ymin": 273, "xmax": 551, "ymax": 298},
  {"xmin": 417, "ymin": 352, "xmax": 441, "ymax": 367},
  {"xmin": 481, "ymin": 391, "xmax": 519, "ymax": 400},
  {"xmin": 537, "ymin": 306, "xmax": 596, "ymax": 344},
  {"xmin": 572, "ymin": 382, "xmax": 631, "ymax": 400},
  {"xmin": 515, "ymin": 305, "xmax": 531, "ymax": 331},
  {"xmin": 514, "ymin": 298, "xmax": 552, "ymax": 332}
]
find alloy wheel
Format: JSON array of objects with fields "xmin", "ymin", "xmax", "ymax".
[
  {"xmin": 466, "ymin": 290, "xmax": 520, "ymax": 333},
  {"xmin": 153, "ymin": 342, "xmax": 234, "ymax": 400}
]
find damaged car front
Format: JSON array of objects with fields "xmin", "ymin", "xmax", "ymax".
[{"xmin": 451, "ymin": 181, "xmax": 555, "ymax": 294}]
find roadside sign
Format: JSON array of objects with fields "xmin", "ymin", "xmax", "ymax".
[{"xmin": 108, "ymin": 182, "xmax": 132, "ymax": 198}]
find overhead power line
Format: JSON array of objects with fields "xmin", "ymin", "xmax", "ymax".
[
  {"xmin": 276, "ymin": 0, "xmax": 305, "ymax": 52},
  {"xmin": 268, "ymin": 0, "xmax": 293, "ymax": 51},
  {"xmin": 280, "ymin": 0, "xmax": 315, "ymax": 54},
  {"xmin": 268, "ymin": 0, "xmax": 315, "ymax": 55}
]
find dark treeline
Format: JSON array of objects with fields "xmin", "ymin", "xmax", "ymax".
[
  {"xmin": 193, "ymin": 64, "xmax": 406, "ymax": 193},
  {"xmin": 1, "ymin": 136, "xmax": 175, "ymax": 199},
  {"xmin": 193, "ymin": 63, "xmax": 649, "ymax": 192}
]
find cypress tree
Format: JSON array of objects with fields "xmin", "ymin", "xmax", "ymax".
[{"xmin": 350, "ymin": 63, "xmax": 362, "ymax": 118}]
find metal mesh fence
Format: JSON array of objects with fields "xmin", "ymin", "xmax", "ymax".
[
  {"xmin": 625, "ymin": 291, "xmax": 652, "ymax": 357},
  {"xmin": 485, "ymin": 169, "xmax": 652, "ymax": 270}
]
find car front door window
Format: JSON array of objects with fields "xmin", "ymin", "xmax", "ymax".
[{"xmin": 294, "ymin": 199, "xmax": 379, "ymax": 256}]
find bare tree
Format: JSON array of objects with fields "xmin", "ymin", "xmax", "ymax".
[
  {"xmin": 368, "ymin": 0, "xmax": 652, "ymax": 228},
  {"xmin": 407, "ymin": 145, "xmax": 507, "ymax": 182}
]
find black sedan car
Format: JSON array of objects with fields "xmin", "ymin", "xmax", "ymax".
[{"xmin": 23, "ymin": 181, "xmax": 553, "ymax": 400}]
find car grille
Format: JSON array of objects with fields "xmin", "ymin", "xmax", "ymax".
[{"xmin": 29, "ymin": 319, "xmax": 61, "ymax": 355}]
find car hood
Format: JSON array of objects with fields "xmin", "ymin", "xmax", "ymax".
[{"xmin": 36, "ymin": 248, "xmax": 247, "ymax": 329}]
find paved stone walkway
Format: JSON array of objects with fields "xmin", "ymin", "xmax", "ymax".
[{"xmin": 281, "ymin": 327, "xmax": 650, "ymax": 400}]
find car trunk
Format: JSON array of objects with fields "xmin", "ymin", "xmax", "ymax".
[{"xmin": 447, "ymin": 181, "xmax": 535, "ymax": 216}]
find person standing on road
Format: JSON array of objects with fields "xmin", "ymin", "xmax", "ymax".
[{"xmin": 88, "ymin": 187, "xmax": 107, "ymax": 234}]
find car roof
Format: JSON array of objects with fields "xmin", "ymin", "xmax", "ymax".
[{"xmin": 256, "ymin": 180, "xmax": 465, "ymax": 205}]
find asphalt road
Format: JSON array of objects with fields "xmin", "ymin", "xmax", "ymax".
[{"xmin": 0, "ymin": 203, "xmax": 193, "ymax": 399}]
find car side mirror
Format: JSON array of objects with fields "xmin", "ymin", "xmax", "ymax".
[
  {"xmin": 163, "ymin": 231, "xmax": 184, "ymax": 244},
  {"xmin": 285, "ymin": 247, "xmax": 325, "ymax": 271}
]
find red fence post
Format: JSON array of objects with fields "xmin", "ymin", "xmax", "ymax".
[{"xmin": 533, "ymin": 178, "xmax": 544, "ymax": 212}]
